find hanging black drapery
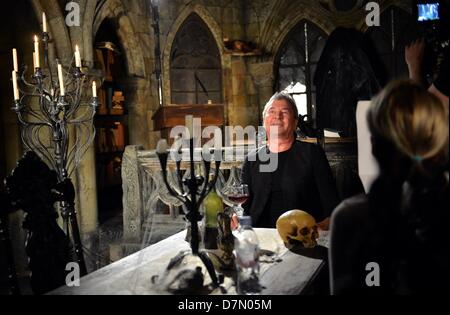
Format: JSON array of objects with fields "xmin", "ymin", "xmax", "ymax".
[{"xmin": 314, "ymin": 27, "xmax": 380, "ymax": 137}]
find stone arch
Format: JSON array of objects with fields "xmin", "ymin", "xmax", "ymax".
[
  {"xmin": 162, "ymin": 4, "xmax": 228, "ymax": 105},
  {"xmin": 92, "ymin": 0, "xmax": 146, "ymax": 77},
  {"xmin": 32, "ymin": 0, "xmax": 73, "ymax": 63},
  {"xmin": 261, "ymin": 1, "xmax": 334, "ymax": 64},
  {"xmin": 80, "ymin": 0, "xmax": 98, "ymax": 67}
]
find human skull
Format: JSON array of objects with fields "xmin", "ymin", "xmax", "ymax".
[{"xmin": 276, "ymin": 210, "xmax": 319, "ymax": 249}]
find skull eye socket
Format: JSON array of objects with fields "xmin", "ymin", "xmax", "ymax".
[
  {"xmin": 312, "ymin": 226, "xmax": 319, "ymax": 239},
  {"xmin": 299, "ymin": 227, "xmax": 309, "ymax": 236}
]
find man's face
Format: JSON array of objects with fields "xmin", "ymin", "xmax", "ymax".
[{"xmin": 263, "ymin": 99, "xmax": 298, "ymax": 139}]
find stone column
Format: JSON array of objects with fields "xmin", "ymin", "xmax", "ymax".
[
  {"xmin": 122, "ymin": 145, "xmax": 144, "ymax": 243},
  {"xmin": 1, "ymin": 89, "xmax": 27, "ymax": 277},
  {"xmin": 249, "ymin": 61, "xmax": 275, "ymax": 125},
  {"xmin": 75, "ymin": 142, "xmax": 99, "ymax": 271},
  {"xmin": 123, "ymin": 77, "xmax": 153, "ymax": 150}
]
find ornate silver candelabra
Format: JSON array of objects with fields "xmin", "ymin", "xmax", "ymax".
[{"xmin": 10, "ymin": 29, "xmax": 98, "ymax": 276}]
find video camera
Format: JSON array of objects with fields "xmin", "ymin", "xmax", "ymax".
[
  {"xmin": 413, "ymin": 0, "xmax": 448, "ymax": 43},
  {"xmin": 416, "ymin": 1, "xmax": 441, "ymax": 22},
  {"xmin": 413, "ymin": 0, "xmax": 448, "ymax": 83}
]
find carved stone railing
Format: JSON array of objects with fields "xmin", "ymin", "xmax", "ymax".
[
  {"xmin": 121, "ymin": 140, "xmax": 360, "ymax": 251},
  {"xmin": 121, "ymin": 145, "xmax": 249, "ymax": 248}
]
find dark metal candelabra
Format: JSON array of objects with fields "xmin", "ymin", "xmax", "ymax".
[
  {"xmin": 156, "ymin": 137, "xmax": 222, "ymax": 287},
  {"xmin": 10, "ymin": 31, "xmax": 98, "ymax": 276}
]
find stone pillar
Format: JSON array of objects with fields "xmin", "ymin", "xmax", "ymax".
[
  {"xmin": 123, "ymin": 78, "xmax": 153, "ymax": 149},
  {"xmin": 75, "ymin": 142, "xmax": 99, "ymax": 271},
  {"xmin": 75, "ymin": 143, "xmax": 98, "ymax": 235},
  {"xmin": 229, "ymin": 57, "xmax": 249, "ymax": 128},
  {"xmin": 122, "ymin": 145, "xmax": 144, "ymax": 243},
  {"xmin": 249, "ymin": 61, "xmax": 275, "ymax": 125}
]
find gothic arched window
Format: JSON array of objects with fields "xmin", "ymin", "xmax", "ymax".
[
  {"xmin": 170, "ymin": 14, "xmax": 222, "ymax": 104},
  {"xmin": 275, "ymin": 21, "xmax": 328, "ymax": 119}
]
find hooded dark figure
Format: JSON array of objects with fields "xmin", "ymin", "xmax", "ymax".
[
  {"xmin": 314, "ymin": 28, "xmax": 380, "ymax": 137},
  {"xmin": 5, "ymin": 152, "xmax": 73, "ymax": 294}
]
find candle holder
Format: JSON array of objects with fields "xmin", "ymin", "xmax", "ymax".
[
  {"xmin": 10, "ymin": 31, "xmax": 98, "ymax": 276},
  {"xmin": 154, "ymin": 136, "xmax": 223, "ymax": 290}
]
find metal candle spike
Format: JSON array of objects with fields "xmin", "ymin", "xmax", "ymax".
[{"xmin": 155, "ymin": 128, "xmax": 223, "ymax": 287}]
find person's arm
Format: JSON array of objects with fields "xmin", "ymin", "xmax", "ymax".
[
  {"xmin": 430, "ymin": 51, "xmax": 449, "ymax": 106},
  {"xmin": 329, "ymin": 202, "xmax": 356, "ymax": 294},
  {"xmin": 405, "ymin": 39, "xmax": 425, "ymax": 85},
  {"xmin": 429, "ymin": 83, "xmax": 449, "ymax": 107},
  {"xmin": 312, "ymin": 144, "xmax": 340, "ymax": 230}
]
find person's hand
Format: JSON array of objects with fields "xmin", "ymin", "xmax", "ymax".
[
  {"xmin": 317, "ymin": 217, "xmax": 330, "ymax": 231},
  {"xmin": 231, "ymin": 213, "xmax": 239, "ymax": 230},
  {"xmin": 405, "ymin": 39, "xmax": 425, "ymax": 83}
]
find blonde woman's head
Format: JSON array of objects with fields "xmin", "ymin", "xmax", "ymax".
[{"xmin": 368, "ymin": 80, "xmax": 448, "ymax": 172}]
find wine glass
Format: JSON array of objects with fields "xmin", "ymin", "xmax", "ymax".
[{"xmin": 225, "ymin": 183, "xmax": 249, "ymax": 218}]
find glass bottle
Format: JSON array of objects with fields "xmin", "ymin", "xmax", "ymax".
[
  {"xmin": 233, "ymin": 216, "xmax": 261, "ymax": 295},
  {"xmin": 202, "ymin": 181, "xmax": 224, "ymax": 249}
]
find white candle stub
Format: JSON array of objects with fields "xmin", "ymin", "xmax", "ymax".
[
  {"xmin": 57, "ymin": 64, "xmax": 65, "ymax": 96},
  {"xmin": 75, "ymin": 45, "xmax": 82, "ymax": 68},
  {"xmin": 12, "ymin": 48, "xmax": 18, "ymax": 72},
  {"xmin": 34, "ymin": 35, "xmax": 40, "ymax": 68},
  {"xmin": 92, "ymin": 81, "xmax": 97, "ymax": 97},
  {"xmin": 42, "ymin": 12, "xmax": 47, "ymax": 33},
  {"xmin": 12, "ymin": 70, "xmax": 19, "ymax": 100},
  {"xmin": 156, "ymin": 139, "xmax": 168, "ymax": 154}
]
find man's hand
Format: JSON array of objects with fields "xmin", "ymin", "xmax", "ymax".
[
  {"xmin": 405, "ymin": 38, "xmax": 425, "ymax": 83},
  {"xmin": 317, "ymin": 217, "xmax": 330, "ymax": 231},
  {"xmin": 231, "ymin": 213, "xmax": 239, "ymax": 230}
]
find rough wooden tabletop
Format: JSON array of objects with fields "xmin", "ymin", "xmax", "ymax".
[{"xmin": 49, "ymin": 229, "xmax": 328, "ymax": 295}]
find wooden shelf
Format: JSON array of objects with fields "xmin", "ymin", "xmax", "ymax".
[
  {"xmin": 95, "ymin": 114, "xmax": 128, "ymax": 121},
  {"xmin": 224, "ymin": 50, "xmax": 262, "ymax": 57},
  {"xmin": 152, "ymin": 104, "xmax": 224, "ymax": 130},
  {"xmin": 299, "ymin": 137, "xmax": 357, "ymax": 144},
  {"xmin": 97, "ymin": 150, "xmax": 124, "ymax": 157}
]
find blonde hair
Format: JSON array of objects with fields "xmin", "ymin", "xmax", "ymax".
[{"xmin": 368, "ymin": 80, "xmax": 448, "ymax": 162}]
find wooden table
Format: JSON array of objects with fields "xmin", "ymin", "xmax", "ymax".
[{"xmin": 50, "ymin": 229, "xmax": 328, "ymax": 295}]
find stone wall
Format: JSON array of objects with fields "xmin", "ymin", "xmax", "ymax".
[{"xmin": 157, "ymin": 0, "xmax": 412, "ymax": 131}]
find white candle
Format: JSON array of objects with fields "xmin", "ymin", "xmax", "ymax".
[
  {"xmin": 12, "ymin": 71, "xmax": 19, "ymax": 100},
  {"xmin": 12, "ymin": 48, "xmax": 18, "ymax": 72},
  {"xmin": 57, "ymin": 64, "xmax": 65, "ymax": 96},
  {"xmin": 186, "ymin": 115, "xmax": 194, "ymax": 139},
  {"xmin": 34, "ymin": 35, "xmax": 40, "ymax": 68},
  {"xmin": 42, "ymin": 12, "xmax": 47, "ymax": 33},
  {"xmin": 92, "ymin": 81, "xmax": 97, "ymax": 97},
  {"xmin": 33, "ymin": 52, "xmax": 36, "ymax": 69},
  {"xmin": 75, "ymin": 45, "xmax": 81, "ymax": 68},
  {"xmin": 156, "ymin": 139, "xmax": 168, "ymax": 154}
]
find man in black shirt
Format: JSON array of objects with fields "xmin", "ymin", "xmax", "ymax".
[{"xmin": 242, "ymin": 93, "xmax": 340, "ymax": 229}]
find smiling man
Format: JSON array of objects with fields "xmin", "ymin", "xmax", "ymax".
[{"xmin": 241, "ymin": 92, "xmax": 340, "ymax": 229}]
